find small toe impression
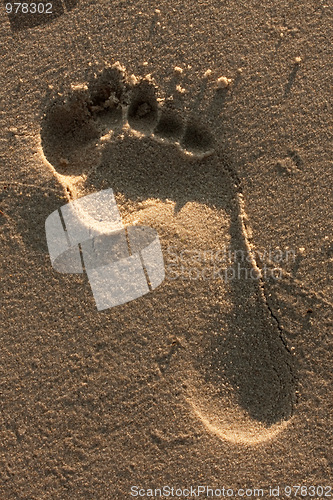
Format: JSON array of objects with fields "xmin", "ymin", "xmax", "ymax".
[
  {"xmin": 88, "ymin": 67, "xmax": 125, "ymax": 129},
  {"xmin": 181, "ymin": 120, "xmax": 215, "ymax": 156},
  {"xmin": 154, "ymin": 108, "xmax": 184, "ymax": 141},
  {"xmin": 127, "ymin": 80, "xmax": 158, "ymax": 133},
  {"xmin": 88, "ymin": 66, "xmax": 125, "ymax": 106},
  {"xmin": 41, "ymin": 91, "xmax": 100, "ymax": 175}
]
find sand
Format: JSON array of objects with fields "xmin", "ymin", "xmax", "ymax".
[{"xmin": 0, "ymin": 0, "xmax": 332, "ymax": 498}]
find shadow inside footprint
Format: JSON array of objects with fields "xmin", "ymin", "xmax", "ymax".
[
  {"xmin": 154, "ymin": 107, "xmax": 184, "ymax": 141},
  {"xmin": 40, "ymin": 90, "xmax": 100, "ymax": 176},
  {"xmin": 181, "ymin": 119, "xmax": 215, "ymax": 156},
  {"xmin": 127, "ymin": 80, "xmax": 159, "ymax": 134},
  {"xmin": 40, "ymin": 67, "xmax": 129, "ymax": 176},
  {"xmin": 191, "ymin": 238, "xmax": 295, "ymax": 426},
  {"xmin": 80, "ymin": 135, "xmax": 296, "ymax": 441}
]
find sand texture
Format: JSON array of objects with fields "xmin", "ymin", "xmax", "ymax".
[{"xmin": 0, "ymin": 0, "xmax": 332, "ymax": 498}]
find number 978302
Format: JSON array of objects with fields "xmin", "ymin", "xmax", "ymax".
[
  {"xmin": 4, "ymin": 0, "xmax": 75, "ymax": 31},
  {"xmin": 5, "ymin": 0, "xmax": 78, "ymax": 30},
  {"xmin": 5, "ymin": 2, "xmax": 53, "ymax": 14}
]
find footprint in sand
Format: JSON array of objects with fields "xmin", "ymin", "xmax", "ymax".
[{"xmin": 40, "ymin": 63, "xmax": 296, "ymax": 445}]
